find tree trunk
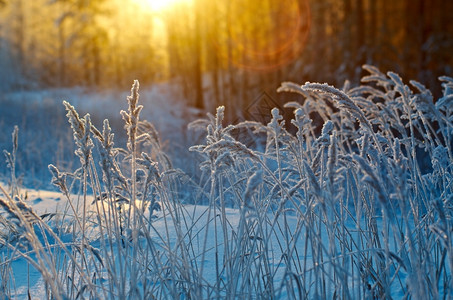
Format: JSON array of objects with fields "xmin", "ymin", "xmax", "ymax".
[{"xmin": 193, "ymin": 0, "xmax": 204, "ymax": 109}]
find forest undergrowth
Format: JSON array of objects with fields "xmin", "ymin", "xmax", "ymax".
[{"xmin": 0, "ymin": 65, "xmax": 452, "ymax": 299}]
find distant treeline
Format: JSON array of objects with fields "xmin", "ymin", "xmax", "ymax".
[{"xmin": 0, "ymin": 0, "xmax": 452, "ymax": 113}]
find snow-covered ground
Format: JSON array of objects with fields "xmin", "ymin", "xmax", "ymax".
[
  {"xmin": 2, "ymin": 186, "xmax": 301, "ymax": 298},
  {"xmin": 3, "ymin": 185, "xmax": 411, "ymax": 299}
]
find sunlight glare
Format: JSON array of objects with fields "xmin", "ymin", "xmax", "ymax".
[{"xmin": 133, "ymin": 0, "xmax": 191, "ymax": 13}]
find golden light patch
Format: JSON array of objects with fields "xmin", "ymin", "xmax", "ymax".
[{"xmin": 132, "ymin": 0, "xmax": 192, "ymax": 13}]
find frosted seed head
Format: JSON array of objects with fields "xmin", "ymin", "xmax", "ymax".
[
  {"xmin": 243, "ymin": 169, "xmax": 263, "ymax": 207},
  {"xmin": 268, "ymin": 108, "xmax": 284, "ymax": 135},
  {"xmin": 216, "ymin": 105, "xmax": 225, "ymax": 117},
  {"xmin": 215, "ymin": 106, "xmax": 225, "ymax": 136},
  {"xmin": 294, "ymin": 108, "xmax": 303, "ymax": 119},
  {"xmin": 64, "ymin": 101, "xmax": 85, "ymax": 142},
  {"xmin": 207, "ymin": 124, "xmax": 214, "ymax": 141},
  {"xmin": 127, "ymin": 80, "xmax": 140, "ymax": 110},
  {"xmin": 321, "ymin": 120, "xmax": 334, "ymax": 136},
  {"xmin": 271, "ymin": 108, "xmax": 282, "ymax": 120}
]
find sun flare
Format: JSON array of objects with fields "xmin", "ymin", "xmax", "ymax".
[{"xmin": 132, "ymin": 0, "xmax": 192, "ymax": 13}]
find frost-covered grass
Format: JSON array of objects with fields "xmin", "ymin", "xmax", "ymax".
[
  {"xmin": 1, "ymin": 66, "xmax": 453, "ymax": 299},
  {"xmin": 0, "ymin": 83, "xmax": 190, "ymax": 187}
]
